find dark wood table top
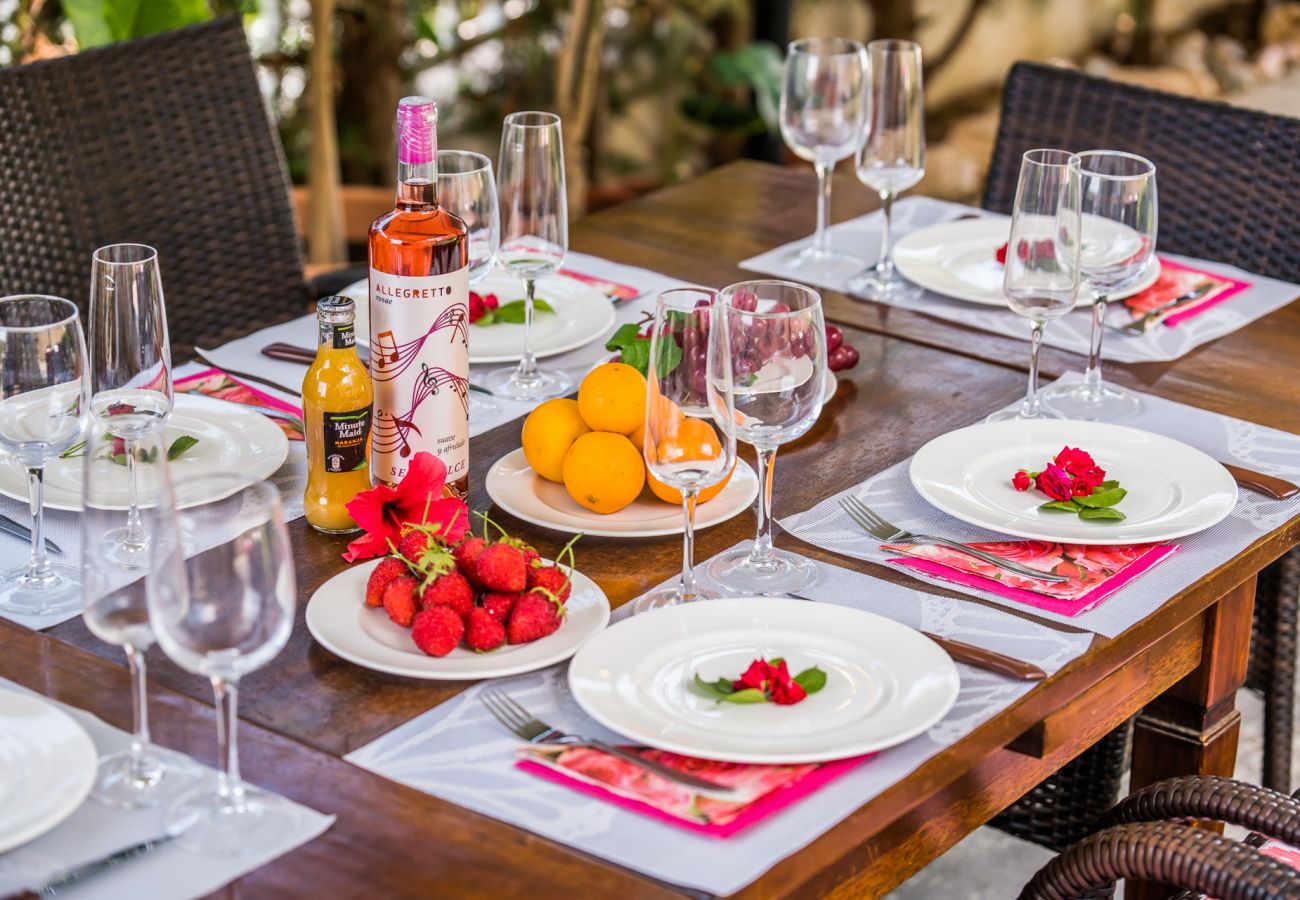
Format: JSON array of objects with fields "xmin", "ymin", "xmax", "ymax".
[{"xmin": 16, "ymin": 160, "xmax": 1300, "ymax": 898}]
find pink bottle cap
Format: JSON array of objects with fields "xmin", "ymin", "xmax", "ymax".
[{"xmin": 397, "ymin": 96, "xmax": 437, "ymax": 165}]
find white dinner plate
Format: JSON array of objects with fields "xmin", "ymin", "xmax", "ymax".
[
  {"xmin": 893, "ymin": 218, "xmax": 1161, "ymax": 307},
  {"xmin": 342, "ymin": 269, "xmax": 617, "ymax": 364},
  {"xmin": 567, "ymin": 596, "xmax": 960, "ymax": 764},
  {"xmin": 307, "ymin": 556, "xmax": 610, "ymax": 680},
  {"xmin": 909, "ymin": 419, "xmax": 1238, "ymax": 545},
  {"xmin": 0, "ymin": 394, "xmax": 289, "ymax": 512},
  {"xmin": 486, "ymin": 448, "xmax": 759, "ymax": 538},
  {"xmin": 0, "ymin": 688, "xmax": 96, "ymax": 853}
]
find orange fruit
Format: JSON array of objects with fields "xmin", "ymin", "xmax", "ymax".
[
  {"xmin": 654, "ymin": 417, "xmax": 722, "ymax": 465},
  {"xmin": 562, "ymin": 431, "xmax": 646, "ymax": 514},
  {"xmin": 577, "ymin": 363, "xmax": 647, "ymax": 434},
  {"xmin": 521, "ymin": 398, "xmax": 591, "ymax": 483},
  {"xmin": 647, "ymin": 462, "xmax": 735, "ymax": 505}
]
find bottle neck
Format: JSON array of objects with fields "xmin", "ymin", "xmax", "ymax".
[
  {"xmin": 318, "ymin": 318, "xmax": 358, "ymax": 351},
  {"xmin": 397, "ymin": 166, "xmax": 436, "ymax": 208}
]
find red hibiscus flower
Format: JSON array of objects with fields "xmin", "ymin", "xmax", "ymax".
[
  {"xmin": 342, "ymin": 451, "xmax": 469, "ymax": 562},
  {"xmin": 1035, "ymin": 464, "xmax": 1073, "ymax": 503},
  {"xmin": 1012, "ymin": 470, "xmax": 1033, "ymax": 492}
]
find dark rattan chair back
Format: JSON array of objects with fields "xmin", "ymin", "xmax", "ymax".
[
  {"xmin": 0, "ymin": 16, "xmax": 305, "ymax": 355},
  {"xmin": 985, "ymin": 61, "xmax": 1300, "ymax": 282}
]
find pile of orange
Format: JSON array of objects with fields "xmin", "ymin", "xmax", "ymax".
[{"xmin": 521, "ymin": 362, "xmax": 734, "ymax": 515}]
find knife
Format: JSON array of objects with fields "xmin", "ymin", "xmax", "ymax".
[
  {"xmin": 258, "ymin": 343, "xmax": 496, "ymax": 396},
  {"xmin": 4, "ymin": 833, "xmax": 177, "ymax": 899},
  {"xmin": 1222, "ymin": 463, "xmax": 1300, "ymax": 501},
  {"xmin": 0, "ymin": 513, "xmax": 61, "ymax": 555},
  {"xmin": 1119, "ymin": 281, "xmax": 1216, "ymax": 333}
]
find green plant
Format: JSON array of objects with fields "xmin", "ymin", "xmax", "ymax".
[{"xmin": 63, "ymin": 0, "xmax": 212, "ymax": 48}]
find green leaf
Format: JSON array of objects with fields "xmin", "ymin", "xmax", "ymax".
[
  {"xmin": 65, "ymin": 0, "xmax": 211, "ymax": 48},
  {"xmin": 604, "ymin": 322, "xmax": 653, "ymax": 376},
  {"xmin": 477, "ymin": 311, "xmax": 495, "ymax": 326},
  {"xmin": 693, "ymin": 673, "xmax": 736, "ymax": 701},
  {"xmin": 167, "ymin": 435, "xmax": 200, "ymax": 460},
  {"xmin": 1039, "ymin": 500, "xmax": 1081, "ymax": 512},
  {"xmin": 1075, "ymin": 487, "xmax": 1127, "ymax": 509},
  {"xmin": 793, "ymin": 666, "xmax": 827, "ymax": 695},
  {"xmin": 652, "ymin": 333, "xmax": 683, "ymax": 379},
  {"xmin": 489, "ymin": 298, "xmax": 555, "ymax": 325},
  {"xmin": 720, "ymin": 688, "xmax": 768, "ymax": 704},
  {"xmin": 1100, "ymin": 480, "xmax": 1120, "ymax": 491},
  {"xmin": 1079, "ymin": 507, "xmax": 1127, "ymax": 521}
]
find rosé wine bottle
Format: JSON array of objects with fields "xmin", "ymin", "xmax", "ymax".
[{"xmin": 368, "ymin": 96, "xmax": 470, "ymax": 497}]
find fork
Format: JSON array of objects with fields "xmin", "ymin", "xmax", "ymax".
[
  {"xmin": 480, "ymin": 690, "xmax": 737, "ymax": 796},
  {"xmin": 838, "ymin": 495, "xmax": 1070, "ymax": 584}
]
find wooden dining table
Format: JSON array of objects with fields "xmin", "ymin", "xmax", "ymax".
[{"xmin": 6, "ymin": 159, "xmax": 1300, "ymax": 899}]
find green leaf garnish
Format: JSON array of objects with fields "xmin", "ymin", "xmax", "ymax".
[
  {"xmin": 793, "ymin": 666, "xmax": 827, "ymax": 694},
  {"xmin": 487, "ymin": 298, "xmax": 554, "ymax": 325},
  {"xmin": 1079, "ymin": 506, "xmax": 1126, "ymax": 521},
  {"xmin": 1075, "ymin": 487, "xmax": 1126, "ymax": 508},
  {"xmin": 1039, "ymin": 500, "xmax": 1081, "ymax": 512},
  {"xmin": 167, "ymin": 435, "xmax": 200, "ymax": 460}
]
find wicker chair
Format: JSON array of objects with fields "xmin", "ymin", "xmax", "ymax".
[
  {"xmin": 982, "ymin": 62, "xmax": 1300, "ymax": 850},
  {"xmin": 1020, "ymin": 775, "xmax": 1300, "ymax": 899},
  {"xmin": 0, "ymin": 16, "xmax": 308, "ymax": 356}
]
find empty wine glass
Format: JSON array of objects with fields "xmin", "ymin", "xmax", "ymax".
[
  {"xmin": 848, "ymin": 39, "xmax": 925, "ymax": 301},
  {"xmin": 779, "ymin": 38, "xmax": 868, "ymax": 278},
  {"xmin": 81, "ymin": 419, "xmax": 200, "ymax": 808},
  {"xmin": 147, "ymin": 475, "xmax": 298, "ymax": 855},
  {"xmin": 706, "ymin": 280, "xmax": 827, "ymax": 594},
  {"xmin": 632, "ymin": 289, "xmax": 738, "ymax": 613},
  {"xmin": 89, "ymin": 243, "xmax": 172, "ymax": 569},
  {"xmin": 0, "ymin": 295, "xmax": 88, "ymax": 616},
  {"xmin": 438, "ymin": 149, "xmax": 501, "ymax": 416},
  {"xmin": 484, "ymin": 112, "xmax": 570, "ymax": 401},
  {"xmin": 1042, "ymin": 150, "xmax": 1157, "ymax": 420},
  {"xmin": 987, "ymin": 149, "xmax": 1082, "ymax": 422}
]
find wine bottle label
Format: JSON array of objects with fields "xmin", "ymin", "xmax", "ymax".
[
  {"xmin": 321, "ymin": 407, "xmax": 372, "ymax": 473},
  {"xmin": 320, "ymin": 321, "xmax": 357, "ymax": 349},
  {"xmin": 368, "ymin": 266, "xmax": 470, "ymax": 486}
]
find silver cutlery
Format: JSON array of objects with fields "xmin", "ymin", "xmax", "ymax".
[
  {"xmin": 481, "ymin": 689, "xmax": 737, "ymax": 796},
  {"xmin": 1116, "ymin": 281, "xmax": 1215, "ymax": 334},
  {"xmin": 0, "ymin": 513, "xmax": 61, "ymax": 555},
  {"xmin": 8, "ymin": 833, "xmax": 176, "ymax": 898},
  {"xmin": 837, "ymin": 494, "xmax": 1070, "ymax": 584}
]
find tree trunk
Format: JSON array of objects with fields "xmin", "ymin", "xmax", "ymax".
[
  {"xmin": 307, "ymin": 0, "xmax": 346, "ymax": 265},
  {"xmin": 336, "ymin": 0, "xmax": 405, "ymax": 185}
]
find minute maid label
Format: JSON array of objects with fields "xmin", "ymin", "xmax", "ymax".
[{"xmin": 322, "ymin": 407, "xmax": 372, "ymax": 473}]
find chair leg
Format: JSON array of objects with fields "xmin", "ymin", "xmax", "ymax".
[{"xmin": 1261, "ymin": 549, "xmax": 1299, "ymax": 793}]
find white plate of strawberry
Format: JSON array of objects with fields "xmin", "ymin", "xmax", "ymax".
[{"xmin": 306, "ymin": 527, "xmax": 610, "ymax": 680}]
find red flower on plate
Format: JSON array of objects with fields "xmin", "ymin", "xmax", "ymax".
[
  {"xmin": 1070, "ymin": 476, "xmax": 1095, "ymax": 498},
  {"xmin": 732, "ymin": 659, "xmax": 773, "ymax": 693},
  {"xmin": 995, "ymin": 242, "xmax": 1008, "ymax": 265},
  {"xmin": 767, "ymin": 660, "xmax": 808, "ymax": 706},
  {"xmin": 342, "ymin": 451, "xmax": 469, "ymax": 562},
  {"xmin": 1035, "ymin": 464, "xmax": 1074, "ymax": 503},
  {"xmin": 1012, "ymin": 470, "xmax": 1034, "ymax": 492}
]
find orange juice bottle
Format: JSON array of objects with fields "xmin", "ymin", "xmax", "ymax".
[{"xmin": 303, "ymin": 296, "xmax": 374, "ymax": 533}]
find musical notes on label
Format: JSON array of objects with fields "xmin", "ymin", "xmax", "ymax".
[{"xmin": 372, "ymin": 331, "xmax": 400, "ymax": 370}]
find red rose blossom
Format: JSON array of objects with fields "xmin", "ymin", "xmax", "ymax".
[
  {"xmin": 732, "ymin": 659, "xmax": 772, "ymax": 693},
  {"xmin": 1035, "ymin": 464, "xmax": 1074, "ymax": 503},
  {"xmin": 766, "ymin": 659, "xmax": 807, "ymax": 706},
  {"xmin": 995, "ymin": 242, "xmax": 1008, "ymax": 265},
  {"xmin": 1053, "ymin": 446, "xmax": 1097, "ymax": 476},
  {"xmin": 1070, "ymin": 477, "xmax": 1094, "ymax": 498},
  {"xmin": 342, "ymin": 451, "xmax": 469, "ymax": 562},
  {"xmin": 1012, "ymin": 470, "xmax": 1033, "ymax": 492},
  {"xmin": 1080, "ymin": 465, "xmax": 1107, "ymax": 487}
]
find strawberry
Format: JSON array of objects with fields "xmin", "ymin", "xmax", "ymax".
[
  {"xmin": 506, "ymin": 591, "xmax": 564, "ymax": 644},
  {"xmin": 465, "ymin": 607, "xmax": 506, "ymax": 652},
  {"xmin": 480, "ymin": 591, "xmax": 520, "ymax": 625},
  {"xmin": 382, "ymin": 576, "xmax": 420, "ymax": 627},
  {"xmin": 475, "ymin": 543, "xmax": 527, "ymax": 592},
  {"xmin": 421, "ymin": 571, "xmax": 474, "ymax": 621},
  {"xmin": 526, "ymin": 565, "xmax": 571, "ymax": 604},
  {"xmin": 365, "ymin": 557, "xmax": 409, "ymax": 608},
  {"xmin": 453, "ymin": 536, "xmax": 488, "ymax": 582},
  {"xmin": 411, "ymin": 606, "xmax": 464, "ymax": 657},
  {"xmin": 398, "ymin": 529, "xmax": 433, "ymax": 565}
]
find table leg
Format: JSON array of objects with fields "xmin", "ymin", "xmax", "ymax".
[{"xmin": 1127, "ymin": 577, "xmax": 1256, "ymax": 900}]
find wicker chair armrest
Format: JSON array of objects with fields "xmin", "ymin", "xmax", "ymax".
[
  {"xmin": 1102, "ymin": 776, "xmax": 1300, "ymax": 847},
  {"xmin": 1018, "ymin": 822, "xmax": 1300, "ymax": 900}
]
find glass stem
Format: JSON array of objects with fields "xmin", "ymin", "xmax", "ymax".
[
  {"xmin": 514, "ymin": 278, "xmax": 538, "ymax": 383},
  {"xmin": 124, "ymin": 644, "xmax": 152, "ymax": 778},
  {"xmin": 24, "ymin": 466, "xmax": 51, "ymax": 582},
  {"xmin": 123, "ymin": 437, "xmax": 146, "ymax": 551},
  {"xmin": 875, "ymin": 189, "xmax": 895, "ymax": 279},
  {"xmin": 1021, "ymin": 320, "xmax": 1046, "ymax": 418},
  {"xmin": 211, "ymin": 677, "xmax": 246, "ymax": 811},
  {"xmin": 678, "ymin": 488, "xmax": 700, "ymax": 601},
  {"xmin": 749, "ymin": 447, "xmax": 778, "ymax": 564},
  {"xmin": 813, "ymin": 162, "xmax": 832, "ymax": 255},
  {"xmin": 1082, "ymin": 291, "xmax": 1108, "ymax": 397}
]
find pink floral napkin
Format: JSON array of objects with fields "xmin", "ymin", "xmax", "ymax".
[
  {"xmin": 175, "ymin": 367, "xmax": 304, "ymax": 441},
  {"xmin": 883, "ymin": 540, "xmax": 1178, "ymax": 617},
  {"xmin": 1116, "ymin": 257, "xmax": 1251, "ymax": 331},
  {"xmin": 558, "ymin": 268, "xmax": 640, "ymax": 302},
  {"xmin": 516, "ymin": 744, "xmax": 872, "ymax": 837}
]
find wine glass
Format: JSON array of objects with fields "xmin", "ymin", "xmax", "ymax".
[
  {"xmin": 81, "ymin": 419, "xmax": 200, "ymax": 808},
  {"xmin": 484, "ymin": 111, "xmax": 570, "ymax": 401},
  {"xmin": 631, "ymin": 289, "xmax": 738, "ymax": 613},
  {"xmin": 848, "ymin": 39, "xmax": 925, "ymax": 301},
  {"xmin": 89, "ymin": 243, "xmax": 172, "ymax": 568},
  {"xmin": 779, "ymin": 38, "xmax": 868, "ymax": 278},
  {"xmin": 987, "ymin": 149, "xmax": 1083, "ymax": 422},
  {"xmin": 1042, "ymin": 150, "xmax": 1157, "ymax": 420},
  {"xmin": 438, "ymin": 149, "xmax": 501, "ymax": 416},
  {"xmin": 146, "ymin": 475, "xmax": 298, "ymax": 855},
  {"xmin": 0, "ymin": 295, "xmax": 88, "ymax": 616},
  {"xmin": 706, "ymin": 280, "xmax": 827, "ymax": 594}
]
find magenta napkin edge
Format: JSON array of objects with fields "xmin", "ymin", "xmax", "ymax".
[
  {"xmin": 176, "ymin": 366, "xmax": 304, "ymax": 416},
  {"xmin": 887, "ymin": 543, "xmax": 1180, "ymax": 617},
  {"xmin": 1153, "ymin": 257, "xmax": 1252, "ymax": 328},
  {"xmin": 515, "ymin": 752, "xmax": 873, "ymax": 839}
]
